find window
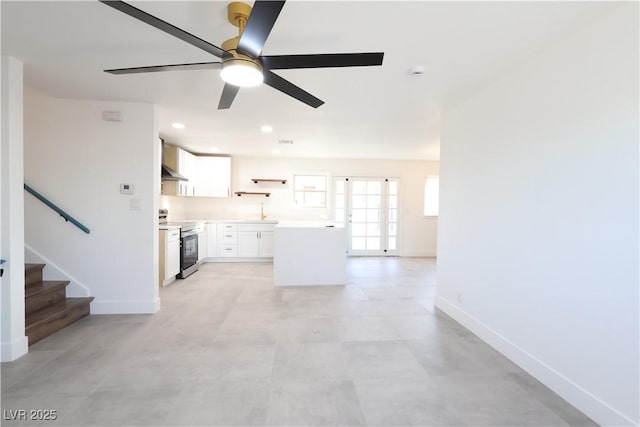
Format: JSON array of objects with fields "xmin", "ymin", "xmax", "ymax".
[
  {"xmin": 424, "ymin": 176, "xmax": 439, "ymax": 216},
  {"xmin": 294, "ymin": 174, "xmax": 327, "ymax": 208}
]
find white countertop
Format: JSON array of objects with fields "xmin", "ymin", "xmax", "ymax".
[
  {"xmin": 275, "ymin": 220, "xmax": 343, "ymax": 229},
  {"xmin": 172, "ymin": 218, "xmax": 280, "ymax": 224},
  {"xmin": 220, "ymin": 219, "xmax": 280, "ymax": 224},
  {"xmin": 159, "ymin": 224, "xmax": 181, "ymax": 230}
]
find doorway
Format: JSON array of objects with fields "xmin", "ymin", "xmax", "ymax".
[{"xmin": 333, "ymin": 177, "xmax": 399, "ymax": 256}]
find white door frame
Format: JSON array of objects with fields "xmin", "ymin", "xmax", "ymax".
[{"xmin": 333, "ymin": 177, "xmax": 400, "ymax": 256}]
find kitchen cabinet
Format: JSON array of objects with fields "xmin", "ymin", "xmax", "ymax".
[
  {"xmin": 196, "ymin": 156, "xmax": 231, "ymax": 198},
  {"xmin": 196, "ymin": 222, "xmax": 207, "ymax": 263},
  {"xmin": 206, "ymin": 222, "xmax": 218, "ymax": 258},
  {"xmin": 237, "ymin": 223, "xmax": 275, "ymax": 257},
  {"xmin": 209, "ymin": 221, "xmax": 276, "ymax": 259},
  {"xmin": 218, "ymin": 223, "xmax": 238, "ymax": 257},
  {"xmin": 238, "ymin": 231, "xmax": 260, "ymax": 257},
  {"xmin": 181, "ymin": 150, "xmax": 198, "ymax": 196},
  {"xmin": 259, "ymin": 231, "xmax": 274, "ymax": 257},
  {"xmin": 159, "ymin": 228, "xmax": 180, "ymax": 287},
  {"xmin": 162, "ymin": 146, "xmax": 231, "ymax": 198},
  {"xmin": 161, "ymin": 145, "xmax": 198, "ymax": 196}
]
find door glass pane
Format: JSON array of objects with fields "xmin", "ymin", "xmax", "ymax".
[
  {"xmin": 367, "ymin": 237, "xmax": 380, "ymax": 250},
  {"xmin": 366, "ymin": 209, "xmax": 379, "ymax": 222},
  {"xmin": 389, "ymin": 209, "xmax": 397, "ymax": 222},
  {"xmin": 367, "ymin": 223, "xmax": 381, "ymax": 236},
  {"xmin": 352, "ymin": 223, "xmax": 366, "ymax": 236},
  {"xmin": 335, "ymin": 209, "xmax": 345, "ymax": 223},
  {"xmin": 352, "ymin": 209, "xmax": 367, "ymax": 222},
  {"xmin": 352, "ymin": 237, "xmax": 366, "ymax": 250},
  {"xmin": 353, "ymin": 195, "xmax": 367, "ymax": 209},
  {"xmin": 389, "ymin": 223, "xmax": 397, "ymax": 236},
  {"xmin": 367, "ymin": 181, "xmax": 381, "ymax": 194},
  {"xmin": 353, "ymin": 181, "xmax": 367, "ymax": 194},
  {"xmin": 335, "ymin": 180, "xmax": 345, "ymax": 194},
  {"xmin": 389, "ymin": 195, "xmax": 397, "ymax": 209},
  {"xmin": 389, "ymin": 181, "xmax": 398, "ymax": 195},
  {"xmin": 336, "ymin": 197, "xmax": 344, "ymax": 208},
  {"xmin": 367, "ymin": 195, "xmax": 381, "ymax": 209},
  {"xmin": 388, "ymin": 236, "xmax": 396, "ymax": 250}
]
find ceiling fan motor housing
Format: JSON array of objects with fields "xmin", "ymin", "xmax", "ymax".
[{"xmin": 221, "ymin": 2, "xmax": 264, "ymax": 82}]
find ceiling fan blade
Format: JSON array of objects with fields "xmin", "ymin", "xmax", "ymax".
[
  {"xmin": 218, "ymin": 84, "xmax": 240, "ymax": 110},
  {"xmin": 236, "ymin": 0, "xmax": 285, "ymax": 58},
  {"xmin": 105, "ymin": 62, "xmax": 222, "ymax": 75},
  {"xmin": 263, "ymin": 71, "xmax": 324, "ymax": 109},
  {"xmin": 99, "ymin": 0, "xmax": 230, "ymax": 59},
  {"xmin": 262, "ymin": 53, "xmax": 384, "ymax": 70}
]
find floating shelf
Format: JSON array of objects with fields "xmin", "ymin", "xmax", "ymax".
[
  {"xmin": 235, "ymin": 191, "xmax": 271, "ymax": 197},
  {"xmin": 252, "ymin": 178, "xmax": 287, "ymax": 184}
]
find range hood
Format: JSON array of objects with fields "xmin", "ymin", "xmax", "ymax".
[
  {"xmin": 160, "ymin": 138, "xmax": 188, "ymax": 181},
  {"xmin": 161, "ymin": 164, "xmax": 188, "ymax": 181}
]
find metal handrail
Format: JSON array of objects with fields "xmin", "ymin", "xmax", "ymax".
[{"xmin": 24, "ymin": 183, "xmax": 90, "ymax": 234}]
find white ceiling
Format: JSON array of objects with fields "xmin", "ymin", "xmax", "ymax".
[{"xmin": 1, "ymin": 1, "xmax": 617, "ymax": 160}]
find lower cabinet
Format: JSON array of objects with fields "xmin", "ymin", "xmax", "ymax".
[
  {"xmin": 159, "ymin": 228, "xmax": 180, "ymax": 287},
  {"xmin": 213, "ymin": 222, "xmax": 275, "ymax": 259},
  {"xmin": 206, "ymin": 222, "xmax": 218, "ymax": 258},
  {"xmin": 237, "ymin": 224, "xmax": 275, "ymax": 257},
  {"xmin": 197, "ymin": 223, "xmax": 207, "ymax": 263},
  {"xmin": 259, "ymin": 231, "xmax": 274, "ymax": 257},
  {"xmin": 218, "ymin": 223, "xmax": 238, "ymax": 257}
]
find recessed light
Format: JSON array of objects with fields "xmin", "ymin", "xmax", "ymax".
[
  {"xmin": 271, "ymin": 149, "xmax": 281, "ymax": 155},
  {"xmin": 261, "ymin": 125, "xmax": 273, "ymax": 133},
  {"xmin": 172, "ymin": 122, "xmax": 185, "ymax": 129}
]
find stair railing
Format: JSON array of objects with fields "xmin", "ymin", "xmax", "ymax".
[{"xmin": 24, "ymin": 183, "xmax": 90, "ymax": 234}]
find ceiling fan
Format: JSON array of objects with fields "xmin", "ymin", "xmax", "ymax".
[{"xmin": 99, "ymin": 0, "xmax": 384, "ymax": 110}]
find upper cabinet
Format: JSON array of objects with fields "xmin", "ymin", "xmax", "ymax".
[
  {"xmin": 161, "ymin": 144, "xmax": 231, "ymax": 198},
  {"xmin": 196, "ymin": 156, "xmax": 231, "ymax": 198}
]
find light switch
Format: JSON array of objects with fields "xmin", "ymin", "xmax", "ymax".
[{"xmin": 130, "ymin": 198, "xmax": 142, "ymax": 211}]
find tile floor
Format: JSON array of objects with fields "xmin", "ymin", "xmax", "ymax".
[{"xmin": 1, "ymin": 257, "xmax": 597, "ymax": 426}]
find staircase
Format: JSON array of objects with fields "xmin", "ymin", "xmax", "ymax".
[{"xmin": 24, "ymin": 263, "xmax": 94, "ymax": 345}]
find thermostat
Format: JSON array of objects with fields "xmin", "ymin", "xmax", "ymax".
[{"xmin": 120, "ymin": 183, "xmax": 135, "ymax": 194}]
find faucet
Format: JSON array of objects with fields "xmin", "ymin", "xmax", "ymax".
[{"xmin": 260, "ymin": 202, "xmax": 267, "ymax": 221}]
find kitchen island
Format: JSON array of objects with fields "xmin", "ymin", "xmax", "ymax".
[{"xmin": 273, "ymin": 221, "xmax": 346, "ymax": 286}]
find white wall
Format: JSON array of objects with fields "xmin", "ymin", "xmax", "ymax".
[
  {"xmin": 162, "ymin": 155, "xmax": 439, "ymax": 256},
  {"xmin": 0, "ymin": 56, "xmax": 28, "ymax": 361},
  {"xmin": 437, "ymin": 4, "xmax": 638, "ymax": 426},
  {"xmin": 23, "ymin": 87, "xmax": 160, "ymax": 314}
]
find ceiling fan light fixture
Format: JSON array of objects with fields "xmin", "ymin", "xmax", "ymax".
[{"xmin": 221, "ymin": 58, "xmax": 263, "ymax": 87}]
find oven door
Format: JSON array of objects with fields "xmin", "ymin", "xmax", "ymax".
[{"xmin": 181, "ymin": 233, "xmax": 198, "ymax": 270}]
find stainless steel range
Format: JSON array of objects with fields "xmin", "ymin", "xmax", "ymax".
[{"xmin": 159, "ymin": 209, "xmax": 199, "ymax": 279}]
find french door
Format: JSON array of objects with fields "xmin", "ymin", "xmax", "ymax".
[{"xmin": 334, "ymin": 177, "xmax": 399, "ymax": 256}]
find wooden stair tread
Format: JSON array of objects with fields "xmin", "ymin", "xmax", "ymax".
[
  {"xmin": 25, "ymin": 280, "xmax": 69, "ymax": 298},
  {"xmin": 26, "ymin": 297, "xmax": 94, "ymax": 330},
  {"xmin": 25, "ymin": 263, "xmax": 45, "ymax": 274}
]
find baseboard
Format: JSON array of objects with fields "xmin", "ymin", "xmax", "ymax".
[
  {"xmin": 203, "ymin": 257, "xmax": 273, "ymax": 263},
  {"xmin": 24, "ymin": 244, "xmax": 90, "ymax": 297},
  {"xmin": 90, "ymin": 297, "xmax": 160, "ymax": 315},
  {"xmin": 1, "ymin": 336, "xmax": 28, "ymax": 362},
  {"xmin": 434, "ymin": 295, "xmax": 637, "ymax": 427},
  {"xmin": 400, "ymin": 250, "xmax": 437, "ymax": 257}
]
